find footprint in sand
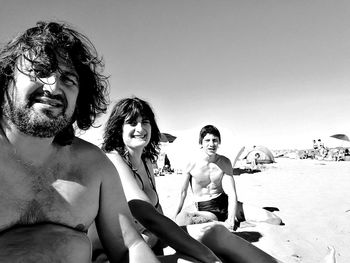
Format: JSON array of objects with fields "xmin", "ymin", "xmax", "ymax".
[
  {"xmin": 291, "ymin": 253, "xmax": 302, "ymax": 262},
  {"xmin": 290, "ymin": 246, "xmax": 336, "ymax": 263}
]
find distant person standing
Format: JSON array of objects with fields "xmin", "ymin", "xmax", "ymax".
[
  {"xmin": 318, "ymin": 139, "xmax": 324, "ymax": 148},
  {"xmin": 250, "ymin": 152, "xmax": 261, "ymax": 170}
]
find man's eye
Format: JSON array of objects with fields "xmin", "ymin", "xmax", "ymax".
[
  {"xmin": 31, "ymin": 64, "xmax": 51, "ymax": 77},
  {"xmin": 61, "ymin": 75, "xmax": 77, "ymax": 86},
  {"xmin": 28, "ymin": 68, "xmax": 45, "ymax": 77}
]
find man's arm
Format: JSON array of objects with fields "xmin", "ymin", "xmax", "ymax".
[
  {"xmin": 222, "ymin": 174, "xmax": 238, "ymax": 230},
  {"xmin": 174, "ymin": 166, "xmax": 192, "ymax": 219},
  {"xmin": 221, "ymin": 157, "xmax": 238, "ymax": 231},
  {"xmin": 95, "ymin": 152, "xmax": 159, "ymax": 263}
]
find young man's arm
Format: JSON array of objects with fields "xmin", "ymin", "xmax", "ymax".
[
  {"xmin": 95, "ymin": 152, "xmax": 159, "ymax": 263},
  {"xmin": 221, "ymin": 157, "xmax": 238, "ymax": 231},
  {"xmin": 174, "ymin": 163, "xmax": 192, "ymax": 219}
]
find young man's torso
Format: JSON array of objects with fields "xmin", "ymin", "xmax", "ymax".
[{"xmin": 188, "ymin": 154, "xmax": 232, "ymax": 202}]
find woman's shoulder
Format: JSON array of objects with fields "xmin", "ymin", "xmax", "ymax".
[
  {"xmin": 143, "ymin": 158, "xmax": 155, "ymax": 173},
  {"xmin": 105, "ymin": 150, "xmax": 126, "ymax": 165}
]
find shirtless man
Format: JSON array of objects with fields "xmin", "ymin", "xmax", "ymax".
[
  {"xmin": 0, "ymin": 21, "xmax": 159, "ymax": 262},
  {"xmin": 175, "ymin": 125, "xmax": 282, "ymax": 230}
]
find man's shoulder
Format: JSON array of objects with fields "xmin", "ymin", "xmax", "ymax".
[
  {"xmin": 71, "ymin": 136, "xmax": 102, "ymax": 152},
  {"xmin": 66, "ymin": 138, "xmax": 118, "ymax": 184},
  {"xmin": 216, "ymin": 154, "xmax": 233, "ymax": 175},
  {"xmin": 69, "ymin": 137, "xmax": 113, "ymax": 168},
  {"xmin": 216, "ymin": 154, "xmax": 231, "ymax": 165}
]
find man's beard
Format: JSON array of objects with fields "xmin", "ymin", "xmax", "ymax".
[{"xmin": 3, "ymin": 99, "xmax": 72, "ymax": 138}]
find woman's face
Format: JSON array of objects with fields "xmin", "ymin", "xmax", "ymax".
[{"xmin": 122, "ymin": 115, "xmax": 152, "ymax": 150}]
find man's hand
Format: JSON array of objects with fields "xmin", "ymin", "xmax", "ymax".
[{"xmin": 224, "ymin": 218, "xmax": 237, "ymax": 232}]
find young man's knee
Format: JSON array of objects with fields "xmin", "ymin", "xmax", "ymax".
[
  {"xmin": 176, "ymin": 212, "xmax": 215, "ymax": 225},
  {"xmin": 202, "ymin": 224, "xmax": 228, "ymax": 239}
]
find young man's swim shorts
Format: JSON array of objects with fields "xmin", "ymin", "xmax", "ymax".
[{"xmin": 195, "ymin": 193, "xmax": 228, "ymax": 221}]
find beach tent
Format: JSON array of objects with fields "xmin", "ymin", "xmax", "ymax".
[{"xmin": 242, "ymin": 146, "xmax": 275, "ymax": 164}]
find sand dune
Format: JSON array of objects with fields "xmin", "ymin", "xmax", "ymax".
[{"xmin": 155, "ymin": 158, "xmax": 350, "ymax": 263}]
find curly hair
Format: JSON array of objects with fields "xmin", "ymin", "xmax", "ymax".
[
  {"xmin": 102, "ymin": 97, "xmax": 161, "ymax": 162},
  {"xmin": 0, "ymin": 21, "xmax": 109, "ymax": 145}
]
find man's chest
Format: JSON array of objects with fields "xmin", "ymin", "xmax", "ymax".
[
  {"xmin": 0, "ymin": 159, "xmax": 97, "ymax": 231},
  {"xmin": 191, "ymin": 163, "xmax": 224, "ymax": 186}
]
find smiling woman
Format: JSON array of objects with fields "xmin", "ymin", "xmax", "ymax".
[{"xmin": 122, "ymin": 115, "xmax": 152, "ymax": 150}]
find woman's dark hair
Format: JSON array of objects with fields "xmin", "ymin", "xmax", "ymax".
[
  {"xmin": 199, "ymin": 125, "xmax": 221, "ymax": 144},
  {"xmin": 0, "ymin": 21, "xmax": 109, "ymax": 145},
  {"xmin": 102, "ymin": 97, "xmax": 161, "ymax": 162}
]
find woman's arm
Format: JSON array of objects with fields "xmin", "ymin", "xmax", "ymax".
[{"xmin": 129, "ymin": 199, "xmax": 221, "ymax": 263}]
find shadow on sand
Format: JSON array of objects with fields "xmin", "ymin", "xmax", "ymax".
[
  {"xmin": 233, "ymin": 168, "xmax": 261, "ymax": 175},
  {"xmin": 234, "ymin": 231, "xmax": 263, "ymax": 243}
]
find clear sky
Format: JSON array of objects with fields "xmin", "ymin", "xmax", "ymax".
[{"xmin": 1, "ymin": 0, "xmax": 350, "ymax": 150}]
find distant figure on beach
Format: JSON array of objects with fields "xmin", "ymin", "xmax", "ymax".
[
  {"xmin": 174, "ymin": 125, "xmax": 282, "ymax": 230},
  {"xmin": 0, "ymin": 21, "xmax": 158, "ymax": 262},
  {"xmin": 313, "ymin": 139, "xmax": 318, "ymax": 150},
  {"xmin": 90, "ymin": 97, "xmax": 286, "ymax": 263},
  {"xmin": 250, "ymin": 152, "xmax": 261, "ymax": 170},
  {"xmin": 318, "ymin": 139, "xmax": 324, "ymax": 148},
  {"xmin": 318, "ymin": 144, "xmax": 329, "ymax": 160}
]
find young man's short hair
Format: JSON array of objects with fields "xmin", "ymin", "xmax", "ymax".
[{"xmin": 199, "ymin": 125, "xmax": 221, "ymax": 144}]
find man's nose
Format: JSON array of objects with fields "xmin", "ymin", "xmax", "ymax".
[{"xmin": 42, "ymin": 75, "xmax": 62, "ymax": 94}]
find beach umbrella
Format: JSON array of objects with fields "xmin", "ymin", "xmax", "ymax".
[
  {"xmin": 323, "ymin": 134, "xmax": 350, "ymax": 148},
  {"xmin": 330, "ymin": 134, "xmax": 350, "ymax": 141},
  {"xmin": 160, "ymin": 133, "xmax": 177, "ymax": 143}
]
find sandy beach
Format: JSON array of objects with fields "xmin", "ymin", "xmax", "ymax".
[{"xmin": 155, "ymin": 158, "xmax": 350, "ymax": 263}]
